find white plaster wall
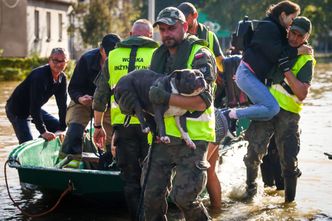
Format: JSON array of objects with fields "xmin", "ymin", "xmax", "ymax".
[{"xmin": 27, "ymin": 0, "xmax": 71, "ymax": 57}]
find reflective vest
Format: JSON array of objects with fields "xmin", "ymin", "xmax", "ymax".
[
  {"xmin": 198, "ymin": 24, "xmax": 215, "ymax": 55},
  {"xmin": 164, "ymin": 44, "xmax": 216, "ymax": 142},
  {"xmin": 269, "ymin": 54, "xmax": 316, "ymax": 114},
  {"xmin": 207, "ymin": 31, "xmax": 214, "ymax": 55},
  {"xmin": 108, "ymin": 47, "xmax": 156, "ymax": 125}
]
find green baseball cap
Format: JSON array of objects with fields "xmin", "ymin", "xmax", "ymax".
[
  {"xmin": 290, "ymin": 16, "xmax": 312, "ymax": 35},
  {"xmin": 153, "ymin": 7, "xmax": 186, "ymax": 27}
]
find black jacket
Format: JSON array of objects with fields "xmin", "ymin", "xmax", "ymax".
[
  {"xmin": 68, "ymin": 48, "xmax": 101, "ymax": 103},
  {"xmin": 243, "ymin": 15, "xmax": 298, "ymax": 82},
  {"xmin": 6, "ymin": 65, "xmax": 67, "ymax": 134}
]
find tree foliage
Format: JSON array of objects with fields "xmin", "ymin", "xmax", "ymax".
[
  {"xmin": 72, "ymin": 0, "xmax": 332, "ymax": 51},
  {"xmin": 71, "ymin": 0, "xmax": 140, "ymax": 47},
  {"xmin": 199, "ymin": 0, "xmax": 332, "ymax": 51}
]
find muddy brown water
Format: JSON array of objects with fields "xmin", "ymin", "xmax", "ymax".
[{"xmin": 0, "ymin": 62, "xmax": 331, "ymax": 220}]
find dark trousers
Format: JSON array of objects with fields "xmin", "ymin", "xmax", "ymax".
[
  {"xmin": 260, "ymin": 135, "xmax": 284, "ymax": 189},
  {"xmin": 6, "ymin": 105, "xmax": 60, "ymax": 144},
  {"xmin": 114, "ymin": 125, "xmax": 149, "ymax": 221}
]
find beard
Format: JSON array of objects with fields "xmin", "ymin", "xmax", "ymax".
[{"xmin": 162, "ymin": 37, "xmax": 181, "ymax": 49}]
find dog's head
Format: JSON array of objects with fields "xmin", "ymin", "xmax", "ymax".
[{"xmin": 171, "ymin": 69, "xmax": 207, "ymax": 96}]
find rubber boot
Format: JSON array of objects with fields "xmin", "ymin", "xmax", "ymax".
[
  {"xmin": 61, "ymin": 123, "xmax": 85, "ymax": 155},
  {"xmin": 284, "ymin": 176, "xmax": 297, "ymax": 203},
  {"xmin": 242, "ymin": 165, "xmax": 258, "ymax": 202}
]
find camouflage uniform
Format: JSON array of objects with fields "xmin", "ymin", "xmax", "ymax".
[
  {"xmin": 243, "ymin": 29, "xmax": 314, "ymax": 202},
  {"xmin": 244, "ymin": 108, "xmax": 301, "ymax": 188},
  {"xmin": 143, "ymin": 8, "xmax": 217, "ymax": 221}
]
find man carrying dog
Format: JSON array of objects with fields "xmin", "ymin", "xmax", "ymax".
[
  {"xmin": 92, "ymin": 19, "xmax": 158, "ymax": 220},
  {"xmin": 243, "ymin": 16, "xmax": 315, "ymax": 203},
  {"xmin": 118, "ymin": 7, "xmax": 216, "ymax": 220}
]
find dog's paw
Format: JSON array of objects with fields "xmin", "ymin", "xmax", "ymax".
[
  {"xmin": 142, "ymin": 127, "xmax": 150, "ymax": 133},
  {"xmin": 181, "ymin": 133, "xmax": 196, "ymax": 149},
  {"xmin": 160, "ymin": 136, "xmax": 171, "ymax": 144},
  {"xmin": 185, "ymin": 139, "xmax": 196, "ymax": 149}
]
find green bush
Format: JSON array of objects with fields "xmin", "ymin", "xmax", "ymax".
[{"xmin": 0, "ymin": 67, "xmax": 24, "ymax": 81}]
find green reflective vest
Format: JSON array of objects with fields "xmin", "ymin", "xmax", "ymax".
[
  {"xmin": 164, "ymin": 44, "xmax": 216, "ymax": 142},
  {"xmin": 269, "ymin": 54, "xmax": 316, "ymax": 114},
  {"xmin": 108, "ymin": 47, "xmax": 156, "ymax": 125}
]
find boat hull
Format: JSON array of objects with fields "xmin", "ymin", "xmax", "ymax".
[{"xmin": 7, "ymin": 137, "xmax": 125, "ymax": 200}]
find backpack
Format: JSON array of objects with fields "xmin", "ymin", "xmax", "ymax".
[{"xmin": 231, "ymin": 16, "xmax": 263, "ymax": 51}]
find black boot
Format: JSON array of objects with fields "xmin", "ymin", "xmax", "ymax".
[
  {"xmin": 61, "ymin": 123, "xmax": 85, "ymax": 155},
  {"xmin": 284, "ymin": 176, "xmax": 297, "ymax": 203},
  {"xmin": 242, "ymin": 165, "xmax": 259, "ymax": 202}
]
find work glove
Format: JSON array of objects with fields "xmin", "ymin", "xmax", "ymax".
[
  {"xmin": 117, "ymin": 91, "xmax": 136, "ymax": 115},
  {"xmin": 149, "ymin": 82, "xmax": 171, "ymax": 105},
  {"xmin": 278, "ymin": 56, "xmax": 291, "ymax": 73}
]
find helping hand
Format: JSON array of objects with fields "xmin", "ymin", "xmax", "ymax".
[
  {"xmin": 297, "ymin": 44, "xmax": 313, "ymax": 55},
  {"xmin": 78, "ymin": 95, "xmax": 93, "ymax": 106},
  {"xmin": 93, "ymin": 127, "xmax": 106, "ymax": 150},
  {"xmin": 41, "ymin": 131, "xmax": 56, "ymax": 141},
  {"xmin": 149, "ymin": 83, "xmax": 171, "ymax": 105}
]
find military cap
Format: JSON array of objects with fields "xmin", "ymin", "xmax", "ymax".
[
  {"xmin": 153, "ymin": 7, "xmax": 186, "ymax": 27},
  {"xmin": 290, "ymin": 16, "xmax": 312, "ymax": 35}
]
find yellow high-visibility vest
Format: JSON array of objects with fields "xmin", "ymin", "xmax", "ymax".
[
  {"xmin": 108, "ymin": 47, "xmax": 156, "ymax": 125},
  {"xmin": 269, "ymin": 54, "xmax": 316, "ymax": 113},
  {"xmin": 164, "ymin": 44, "xmax": 216, "ymax": 142}
]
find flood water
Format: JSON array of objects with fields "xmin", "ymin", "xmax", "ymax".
[{"xmin": 0, "ymin": 62, "xmax": 332, "ymax": 220}]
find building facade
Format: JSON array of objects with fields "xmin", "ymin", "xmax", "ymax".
[{"xmin": 0, "ymin": 0, "xmax": 73, "ymax": 58}]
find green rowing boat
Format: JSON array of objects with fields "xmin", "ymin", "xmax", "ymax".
[{"xmin": 7, "ymin": 136, "xmax": 124, "ymax": 201}]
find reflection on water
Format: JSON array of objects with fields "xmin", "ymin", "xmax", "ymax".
[{"xmin": 1, "ymin": 62, "xmax": 332, "ymax": 220}]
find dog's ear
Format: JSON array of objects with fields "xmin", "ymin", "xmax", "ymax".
[
  {"xmin": 170, "ymin": 70, "xmax": 183, "ymax": 80},
  {"xmin": 193, "ymin": 69, "xmax": 204, "ymax": 77}
]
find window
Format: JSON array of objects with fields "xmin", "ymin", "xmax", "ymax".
[
  {"xmin": 46, "ymin": 11, "xmax": 51, "ymax": 42},
  {"xmin": 34, "ymin": 10, "xmax": 39, "ymax": 41},
  {"xmin": 58, "ymin": 13, "xmax": 63, "ymax": 41}
]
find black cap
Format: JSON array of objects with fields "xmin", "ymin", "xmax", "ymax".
[
  {"xmin": 290, "ymin": 16, "xmax": 312, "ymax": 35},
  {"xmin": 177, "ymin": 2, "xmax": 196, "ymax": 17},
  {"xmin": 101, "ymin": 33, "xmax": 121, "ymax": 55}
]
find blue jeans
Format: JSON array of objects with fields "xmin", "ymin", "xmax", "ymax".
[
  {"xmin": 6, "ymin": 105, "xmax": 60, "ymax": 144},
  {"xmin": 234, "ymin": 62, "xmax": 279, "ymax": 121}
]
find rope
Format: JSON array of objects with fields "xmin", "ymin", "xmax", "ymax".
[
  {"xmin": 4, "ymin": 160, "xmax": 73, "ymax": 218},
  {"xmin": 2, "ymin": 0, "xmax": 19, "ymax": 8},
  {"xmin": 137, "ymin": 135, "xmax": 156, "ymax": 221}
]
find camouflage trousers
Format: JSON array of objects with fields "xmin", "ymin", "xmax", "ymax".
[
  {"xmin": 142, "ymin": 136, "xmax": 211, "ymax": 221},
  {"xmin": 113, "ymin": 125, "xmax": 149, "ymax": 221},
  {"xmin": 244, "ymin": 108, "xmax": 301, "ymax": 184}
]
